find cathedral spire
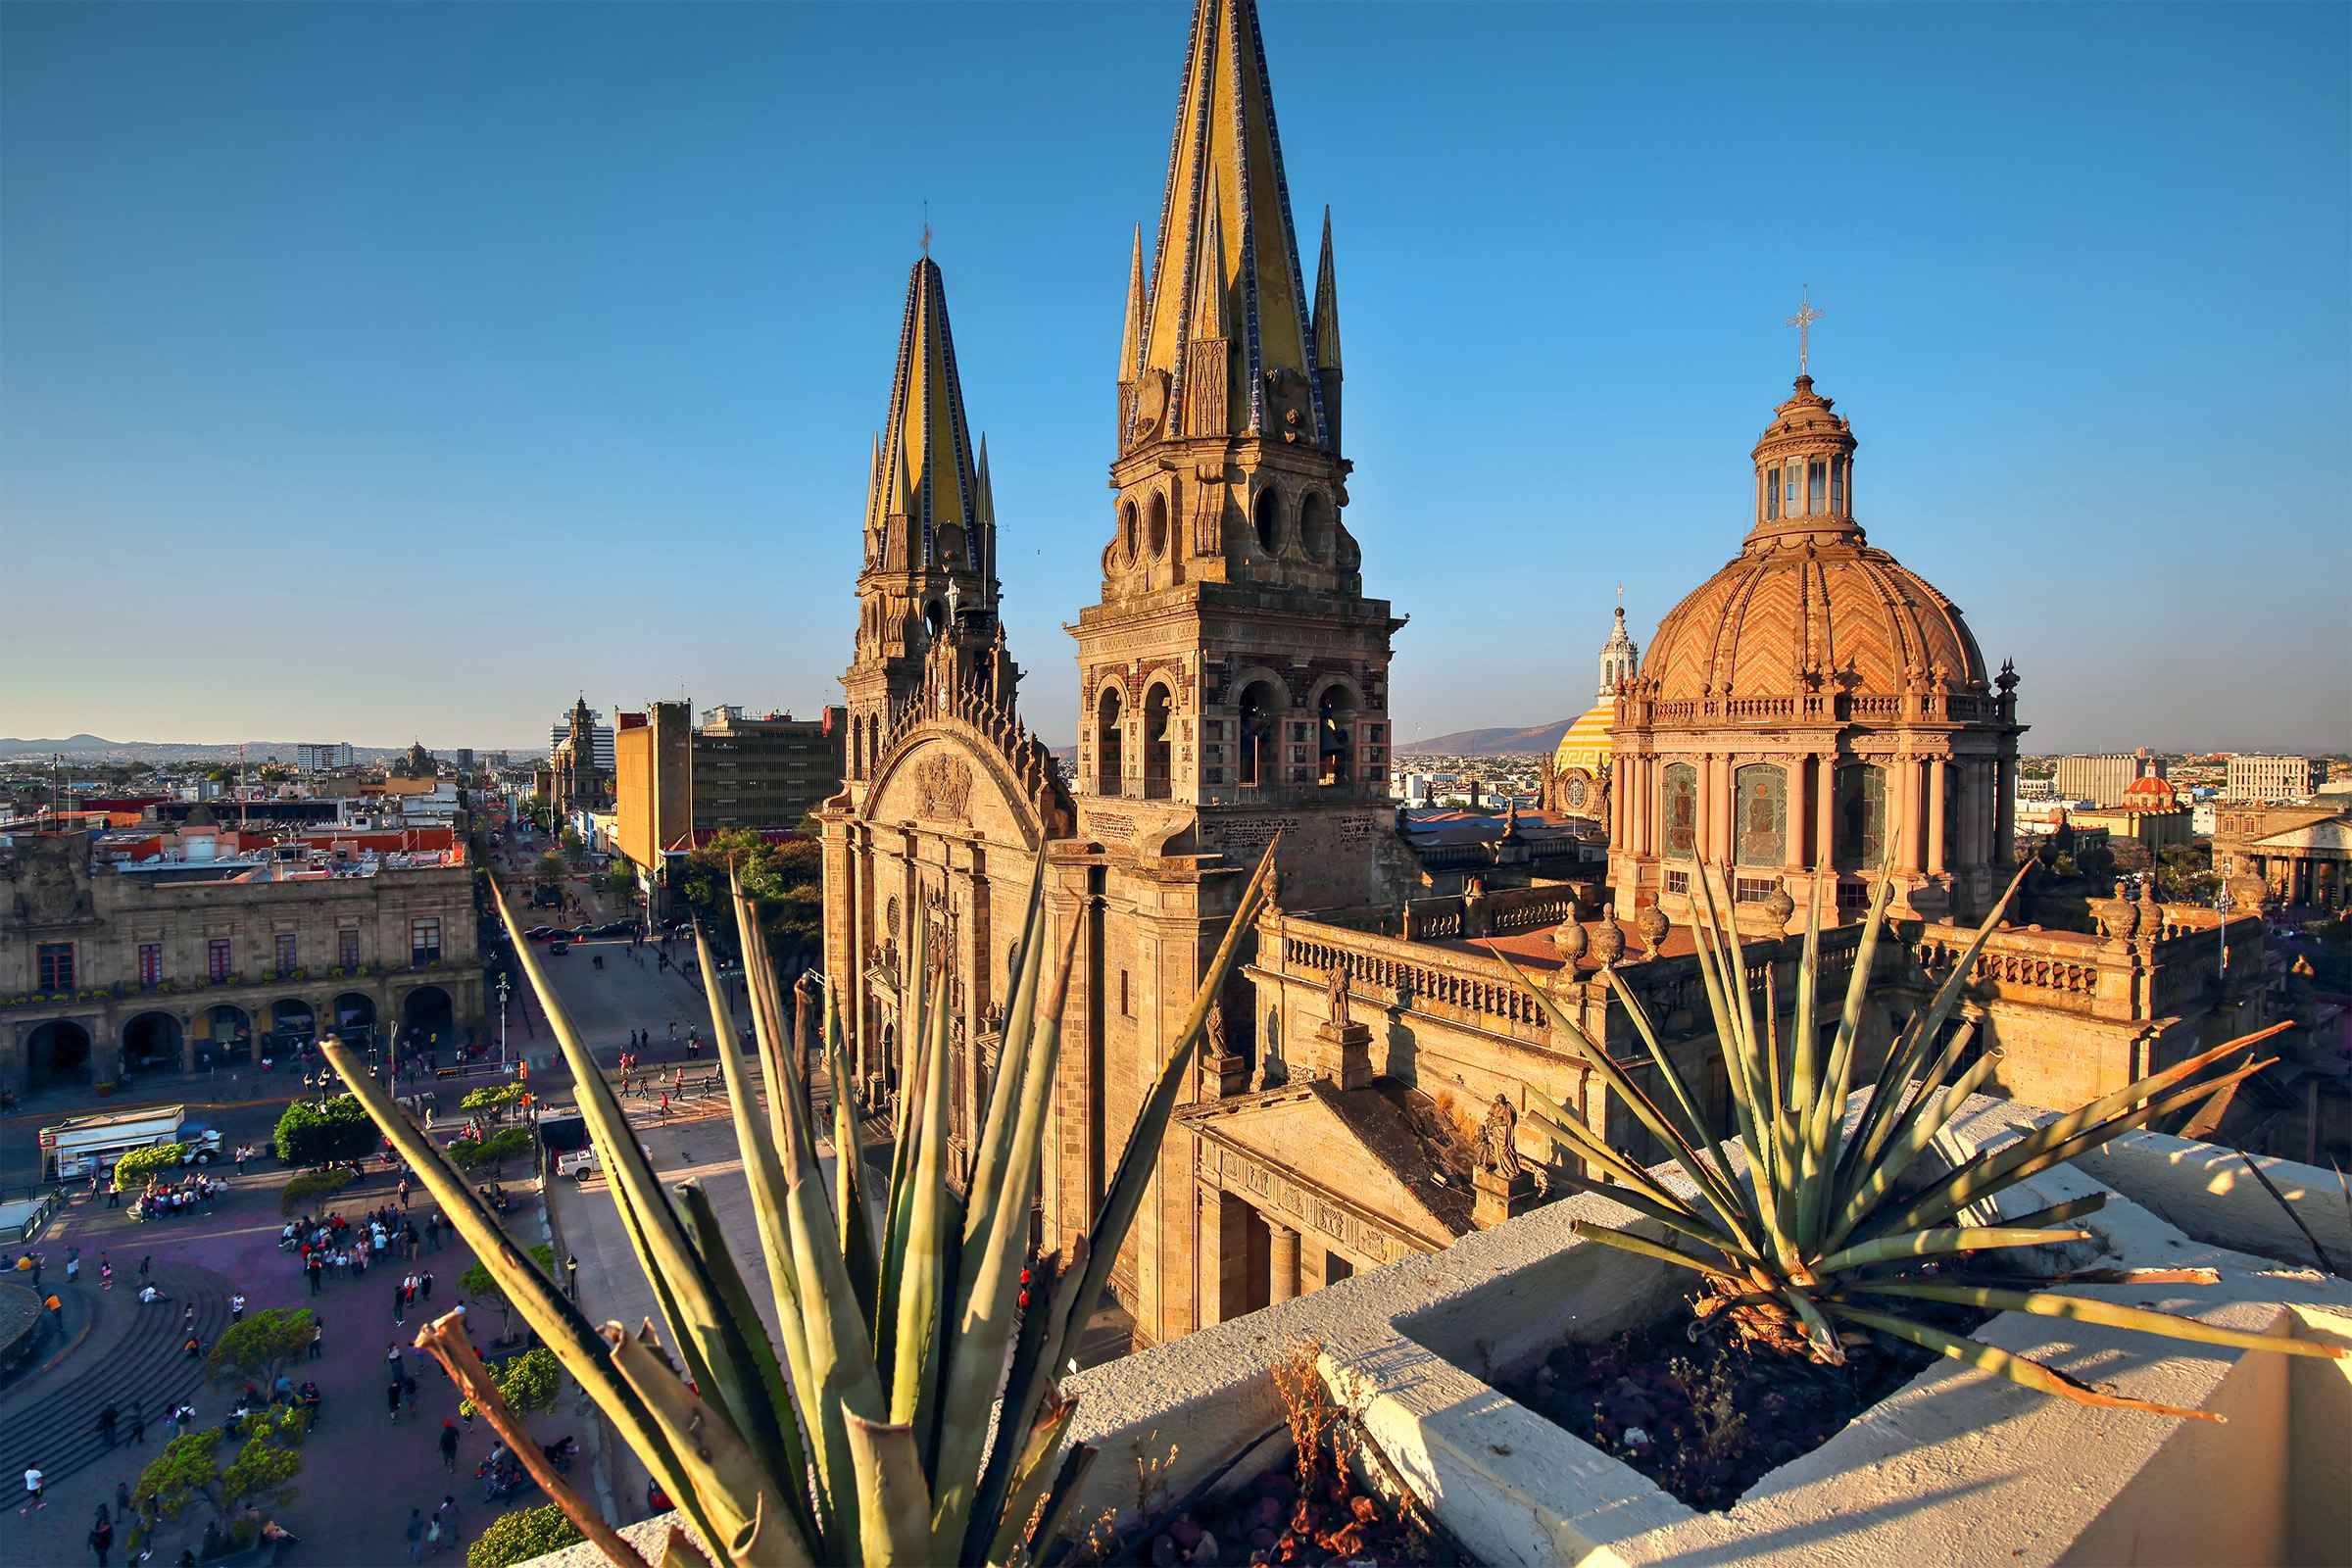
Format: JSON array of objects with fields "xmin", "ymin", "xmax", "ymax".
[
  {"xmin": 1311, "ymin": 206, "xmax": 1342, "ymax": 450},
  {"xmin": 1130, "ymin": 0, "xmax": 1328, "ymax": 450},
  {"xmin": 1119, "ymin": 225, "xmax": 1147, "ymax": 380},
  {"xmin": 874, "ymin": 256, "xmax": 986, "ymax": 593}
]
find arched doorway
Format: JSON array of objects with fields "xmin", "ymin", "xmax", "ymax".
[
  {"xmin": 122, "ymin": 1011, "xmax": 182, "ymax": 1075},
  {"xmin": 1316, "ymin": 686, "xmax": 1354, "ymax": 786},
  {"xmin": 401, "ymin": 986, "xmax": 455, "ymax": 1056},
  {"xmin": 270, "ymin": 999, "xmax": 317, "ymax": 1055},
  {"xmin": 198, "ymin": 1004, "xmax": 252, "ymax": 1067},
  {"xmin": 331, "ymin": 993, "xmax": 376, "ymax": 1048},
  {"xmin": 26, "ymin": 1020, "xmax": 92, "ymax": 1092}
]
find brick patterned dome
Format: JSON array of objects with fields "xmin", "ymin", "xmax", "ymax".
[{"xmin": 1642, "ymin": 377, "xmax": 1988, "ymax": 703}]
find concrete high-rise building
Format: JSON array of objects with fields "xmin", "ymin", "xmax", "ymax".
[
  {"xmin": 2053, "ymin": 752, "xmax": 2161, "ymax": 808},
  {"xmin": 2226, "ymin": 754, "xmax": 2320, "ymax": 803},
  {"xmin": 295, "ymin": 743, "xmax": 355, "ymax": 771},
  {"xmin": 613, "ymin": 705, "xmax": 845, "ymax": 901}
]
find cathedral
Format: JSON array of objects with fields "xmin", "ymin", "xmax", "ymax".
[{"xmin": 820, "ymin": 0, "xmax": 2279, "ymax": 1346}]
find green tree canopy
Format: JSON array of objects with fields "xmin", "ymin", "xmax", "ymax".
[
  {"xmin": 450, "ymin": 1126, "xmax": 532, "ymax": 1171},
  {"xmin": 112, "ymin": 1143, "xmax": 183, "ymax": 1187},
  {"xmin": 676, "ymin": 829, "xmax": 822, "ymax": 965},
  {"xmin": 461, "ymin": 1244, "xmax": 555, "ymax": 1341},
  {"xmin": 534, "ymin": 852, "xmax": 568, "ymax": 884},
  {"xmin": 459, "ymin": 1345, "xmax": 562, "ymax": 1420},
  {"xmin": 205, "ymin": 1308, "xmax": 315, "ymax": 1393},
  {"xmin": 459, "ymin": 1082, "xmax": 525, "ymax": 1119},
  {"xmin": 130, "ymin": 1405, "xmax": 306, "ymax": 1546},
  {"xmin": 272, "ymin": 1095, "xmax": 376, "ymax": 1166},
  {"xmin": 466, "ymin": 1502, "xmax": 584, "ymax": 1568}
]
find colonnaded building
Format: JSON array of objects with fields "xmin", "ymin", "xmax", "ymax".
[{"xmin": 820, "ymin": 0, "xmax": 2308, "ymax": 1348}]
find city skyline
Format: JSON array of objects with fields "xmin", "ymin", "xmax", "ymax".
[{"xmin": 3, "ymin": 2, "xmax": 2345, "ymax": 752}]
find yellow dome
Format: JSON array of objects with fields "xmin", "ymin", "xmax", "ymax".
[{"xmin": 1553, "ymin": 702, "xmax": 1614, "ymax": 772}]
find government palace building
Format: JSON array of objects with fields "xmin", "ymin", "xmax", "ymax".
[{"xmin": 819, "ymin": 0, "xmax": 2306, "ymax": 1348}]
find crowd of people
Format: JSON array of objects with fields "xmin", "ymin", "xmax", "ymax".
[
  {"xmin": 285, "ymin": 1203, "xmax": 450, "ymax": 1296},
  {"xmin": 126, "ymin": 1174, "xmax": 228, "ymax": 1223}
]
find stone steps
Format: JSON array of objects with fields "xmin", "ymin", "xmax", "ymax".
[{"xmin": 10, "ymin": 1260, "xmax": 236, "ymax": 1483}]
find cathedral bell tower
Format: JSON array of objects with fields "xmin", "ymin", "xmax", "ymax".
[
  {"xmin": 1076, "ymin": 0, "xmax": 1402, "ymax": 883},
  {"xmin": 843, "ymin": 256, "xmax": 1016, "ymax": 802}
]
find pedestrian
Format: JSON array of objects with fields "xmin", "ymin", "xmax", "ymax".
[
  {"xmin": 138, "ymin": 1255, "xmax": 150, "ymax": 1284},
  {"xmin": 419, "ymin": 1270, "xmax": 433, "ymax": 1303},
  {"xmin": 229, "ymin": 1292, "xmax": 246, "ymax": 1323},
  {"xmin": 235, "ymin": 1146, "xmax": 248, "ymax": 1176},
  {"xmin": 388, "ymin": 1381, "xmax": 403, "ymax": 1424},
  {"xmin": 387, "ymin": 1343, "xmax": 403, "ymax": 1381},
  {"xmin": 438, "ymin": 1420, "xmax": 459, "ymax": 1472},
  {"xmin": 128, "ymin": 1401, "xmax": 145, "ymax": 1445},
  {"xmin": 307, "ymin": 1257, "xmax": 323, "ymax": 1297},
  {"xmin": 20, "ymin": 1464, "xmax": 44, "ymax": 1513},
  {"xmin": 393, "ymin": 1281, "xmax": 407, "ymax": 1327},
  {"xmin": 114, "ymin": 1481, "xmax": 129, "ymax": 1519},
  {"xmin": 97, "ymin": 1402, "xmax": 118, "ymax": 1447},
  {"xmin": 30, "ymin": 1253, "xmax": 42, "ymax": 1288},
  {"xmin": 405, "ymin": 1375, "xmax": 418, "ymax": 1419},
  {"xmin": 405, "ymin": 1507, "xmax": 426, "ymax": 1564},
  {"xmin": 65, "ymin": 1247, "xmax": 79, "ymax": 1285},
  {"xmin": 182, "ymin": 1306, "xmax": 194, "ymax": 1336},
  {"xmin": 659, "ymin": 1092, "xmax": 669, "ymax": 1122},
  {"xmin": 105, "ymin": 1179, "xmax": 120, "ymax": 1208},
  {"xmin": 309, "ymin": 1319, "xmax": 323, "ymax": 1360},
  {"xmin": 434, "ymin": 1494, "xmax": 465, "ymax": 1551},
  {"xmin": 88, "ymin": 1508, "xmax": 115, "ymax": 1567}
]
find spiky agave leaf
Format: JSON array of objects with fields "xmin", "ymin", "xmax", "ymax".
[{"xmin": 1487, "ymin": 851, "xmax": 2336, "ymax": 1420}]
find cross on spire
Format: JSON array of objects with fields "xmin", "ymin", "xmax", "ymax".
[
  {"xmin": 1786, "ymin": 286, "xmax": 1823, "ymax": 375},
  {"xmin": 921, "ymin": 198, "xmax": 930, "ymax": 257}
]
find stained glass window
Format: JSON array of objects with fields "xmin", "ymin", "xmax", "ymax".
[{"xmin": 1835, "ymin": 764, "xmax": 1887, "ymax": 871}]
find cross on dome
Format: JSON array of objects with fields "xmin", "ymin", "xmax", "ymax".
[{"xmin": 1786, "ymin": 288, "xmax": 1824, "ymax": 374}]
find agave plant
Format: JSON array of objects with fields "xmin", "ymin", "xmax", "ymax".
[
  {"xmin": 321, "ymin": 841, "xmax": 1278, "ymax": 1566},
  {"xmin": 1489, "ymin": 855, "xmax": 2347, "ymax": 1420}
]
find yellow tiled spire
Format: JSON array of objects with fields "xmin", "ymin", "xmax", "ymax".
[
  {"xmin": 872, "ymin": 256, "xmax": 989, "ymax": 597},
  {"xmin": 1119, "ymin": 225, "xmax": 1147, "ymax": 380},
  {"xmin": 1137, "ymin": 0, "xmax": 1330, "ymax": 447}
]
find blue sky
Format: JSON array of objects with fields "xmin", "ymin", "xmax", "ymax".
[{"xmin": 3, "ymin": 1, "xmax": 2345, "ymax": 753}]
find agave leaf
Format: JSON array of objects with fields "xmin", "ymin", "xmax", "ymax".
[
  {"xmin": 1588, "ymin": 961, "xmax": 1759, "ymax": 1248},
  {"xmin": 1777, "ymin": 1285, "xmax": 1844, "ymax": 1363},
  {"xmin": 930, "ymin": 924, "xmax": 1082, "ymax": 1558},
  {"xmin": 989, "ymin": 1236, "xmax": 1096, "ymax": 1549},
  {"xmin": 1813, "ymin": 1226, "xmax": 2090, "ymax": 1275},
  {"xmin": 676, "ymin": 1181, "xmax": 820, "ymax": 1553},
  {"xmin": 1885, "ymin": 1025, "xmax": 2292, "ymax": 1236},
  {"xmin": 1524, "ymin": 1104, "xmax": 1699, "ymax": 1216},
  {"xmin": 958, "ymin": 1249, "xmax": 1063, "ymax": 1566},
  {"xmin": 662, "ymin": 1526, "xmax": 717, "ymax": 1568},
  {"xmin": 1544, "ymin": 1169, "xmax": 1742, "ymax": 1256},
  {"xmin": 608, "ymin": 1322, "xmax": 807, "ymax": 1560},
  {"xmin": 1823, "ymin": 1302, "xmax": 2224, "ymax": 1421},
  {"xmin": 891, "ymin": 969, "xmax": 956, "ymax": 1438},
  {"xmin": 958, "ymin": 858, "xmax": 1050, "ymax": 1270},
  {"xmin": 1569, "ymin": 1218, "xmax": 1746, "ymax": 1283},
  {"xmin": 1509, "ymin": 950, "xmax": 1757, "ymax": 1254},
  {"xmin": 1994, "ymin": 1193, "xmax": 2109, "ymax": 1231},
  {"xmin": 1874, "ymin": 1054, "xmax": 2278, "ymax": 1239},
  {"xmin": 318, "ymin": 1036, "xmax": 716, "ymax": 1548},
  {"xmin": 1825, "ymin": 1036, "xmax": 2004, "ymax": 1249},
  {"xmin": 1686, "ymin": 872, "xmax": 1783, "ymax": 1253},
  {"xmin": 1052, "ymin": 840, "xmax": 1281, "ymax": 1378},
  {"xmin": 1815, "ymin": 850, "xmax": 1902, "ymax": 1201},
  {"xmin": 1007, "ymin": 1439, "xmax": 1098, "ymax": 1568},
  {"xmin": 844, "ymin": 1411, "xmax": 932, "ymax": 1568},
  {"xmin": 874, "ymin": 906, "xmax": 932, "ymax": 1369},
  {"xmin": 982, "ymin": 1393, "xmax": 1082, "ymax": 1568},
  {"xmin": 824, "ymin": 980, "xmax": 880, "ymax": 1331},
  {"xmin": 1848, "ymin": 1282, "xmax": 2352, "ymax": 1360}
]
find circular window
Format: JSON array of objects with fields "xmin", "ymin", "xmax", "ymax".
[{"xmin": 1564, "ymin": 775, "xmax": 1589, "ymax": 808}]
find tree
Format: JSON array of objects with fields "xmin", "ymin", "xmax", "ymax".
[
  {"xmin": 459, "ymin": 1083, "xmax": 525, "ymax": 1122},
  {"xmin": 459, "ymin": 1346, "xmax": 562, "ymax": 1420},
  {"xmin": 450, "ymin": 1127, "xmax": 531, "ymax": 1173},
  {"xmin": 278, "ymin": 1169, "xmax": 351, "ymax": 1218},
  {"xmin": 676, "ymin": 829, "xmax": 823, "ymax": 970},
  {"xmin": 111, "ymin": 1143, "xmax": 183, "ymax": 1188},
  {"xmin": 606, "ymin": 862, "xmax": 636, "ymax": 904},
  {"xmin": 534, "ymin": 852, "xmax": 568, "ymax": 885},
  {"xmin": 559, "ymin": 827, "xmax": 585, "ymax": 864},
  {"xmin": 466, "ymin": 1503, "xmax": 584, "ymax": 1568},
  {"xmin": 205, "ymin": 1309, "xmax": 315, "ymax": 1393},
  {"xmin": 461, "ymin": 1245, "xmax": 555, "ymax": 1343},
  {"xmin": 271, "ymin": 1095, "xmax": 376, "ymax": 1166},
  {"xmin": 130, "ymin": 1405, "xmax": 306, "ymax": 1551},
  {"xmin": 2158, "ymin": 843, "xmax": 2221, "ymax": 906}
]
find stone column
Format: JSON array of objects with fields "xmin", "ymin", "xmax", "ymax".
[
  {"xmin": 1269, "ymin": 1222, "xmax": 1300, "ymax": 1303},
  {"xmin": 1995, "ymin": 755, "xmax": 2017, "ymax": 866},
  {"xmin": 1816, "ymin": 755, "xmax": 1838, "ymax": 881},
  {"xmin": 1928, "ymin": 757, "xmax": 1948, "ymax": 875},
  {"xmin": 1199, "ymin": 1185, "xmax": 1250, "ymax": 1327},
  {"xmin": 1896, "ymin": 756, "xmax": 1923, "ymax": 874}
]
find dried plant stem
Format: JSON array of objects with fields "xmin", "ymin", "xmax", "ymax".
[
  {"xmin": 416, "ymin": 1312, "xmax": 653, "ymax": 1568},
  {"xmin": 2237, "ymin": 1150, "xmax": 2341, "ymax": 1277}
]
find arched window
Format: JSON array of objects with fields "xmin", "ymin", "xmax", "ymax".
[
  {"xmin": 1096, "ymin": 687, "xmax": 1125, "ymax": 797},
  {"xmin": 1237, "ymin": 680, "xmax": 1280, "ymax": 787},
  {"xmin": 1734, "ymin": 764, "xmax": 1787, "ymax": 865},
  {"xmin": 1836, "ymin": 764, "xmax": 1887, "ymax": 871},
  {"xmin": 924, "ymin": 600, "xmax": 944, "ymax": 639},
  {"xmin": 1252, "ymin": 486, "xmax": 1282, "ymax": 555},
  {"xmin": 1764, "ymin": 467, "xmax": 1780, "ymax": 521},
  {"xmin": 1299, "ymin": 492, "xmax": 1333, "ymax": 562},
  {"xmin": 1663, "ymin": 763, "xmax": 1698, "ymax": 860},
  {"xmin": 1144, "ymin": 684, "xmax": 1174, "ymax": 798},
  {"xmin": 1121, "ymin": 501, "xmax": 1138, "ymax": 564},
  {"xmin": 1147, "ymin": 492, "xmax": 1170, "ymax": 559},
  {"xmin": 1316, "ymin": 685, "xmax": 1354, "ymax": 785}
]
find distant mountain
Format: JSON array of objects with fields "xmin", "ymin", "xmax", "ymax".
[
  {"xmin": 1394, "ymin": 720, "xmax": 1575, "ymax": 758},
  {"xmin": 0, "ymin": 736, "xmax": 414, "ymax": 763}
]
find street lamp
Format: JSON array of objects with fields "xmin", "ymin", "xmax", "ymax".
[
  {"xmin": 497, "ymin": 975, "xmax": 513, "ymax": 1068},
  {"xmin": 2213, "ymin": 885, "xmax": 2235, "ymax": 979}
]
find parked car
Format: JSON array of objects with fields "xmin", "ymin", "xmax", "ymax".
[
  {"xmin": 525, "ymin": 928, "xmax": 561, "ymax": 942},
  {"xmin": 547, "ymin": 942, "xmax": 570, "ymax": 956},
  {"xmin": 592, "ymin": 922, "xmax": 633, "ymax": 937}
]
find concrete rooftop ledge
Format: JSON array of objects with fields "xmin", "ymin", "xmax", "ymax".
[{"xmin": 524, "ymin": 1103, "xmax": 2352, "ymax": 1567}]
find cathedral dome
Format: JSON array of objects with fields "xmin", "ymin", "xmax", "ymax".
[
  {"xmin": 1641, "ymin": 377, "xmax": 1987, "ymax": 704},
  {"xmin": 1552, "ymin": 703, "xmax": 1614, "ymax": 774}
]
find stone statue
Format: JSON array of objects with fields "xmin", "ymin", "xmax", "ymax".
[
  {"xmin": 1326, "ymin": 960, "xmax": 1350, "ymax": 1031},
  {"xmin": 1480, "ymin": 1094, "xmax": 1522, "ymax": 1179},
  {"xmin": 1206, "ymin": 1000, "xmax": 1227, "ymax": 1057}
]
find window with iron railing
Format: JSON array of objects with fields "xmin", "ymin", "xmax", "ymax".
[
  {"xmin": 338, "ymin": 929, "xmax": 361, "ymax": 969},
  {"xmin": 139, "ymin": 944, "xmax": 163, "ymax": 987},
  {"xmin": 275, "ymin": 933, "xmax": 298, "ymax": 973},
  {"xmin": 412, "ymin": 918, "xmax": 442, "ymax": 964},
  {"xmin": 38, "ymin": 943, "xmax": 74, "ymax": 990},
  {"xmin": 209, "ymin": 940, "xmax": 232, "ymax": 981}
]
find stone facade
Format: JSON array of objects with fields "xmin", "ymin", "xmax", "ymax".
[
  {"xmin": 2213, "ymin": 801, "xmax": 2350, "ymax": 909},
  {"xmin": 1, "ymin": 828, "xmax": 483, "ymax": 1090}
]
